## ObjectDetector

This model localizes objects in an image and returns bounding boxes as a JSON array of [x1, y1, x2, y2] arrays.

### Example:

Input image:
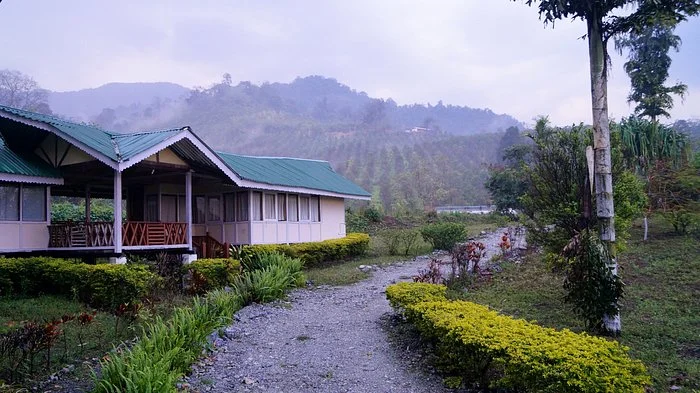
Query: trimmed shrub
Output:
[[243, 233, 370, 268], [184, 258, 242, 294], [94, 252, 305, 392], [386, 282, 650, 392], [420, 223, 467, 251], [0, 257, 159, 309]]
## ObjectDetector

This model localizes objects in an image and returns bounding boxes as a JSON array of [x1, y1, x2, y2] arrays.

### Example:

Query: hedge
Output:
[[0, 257, 160, 309], [242, 233, 370, 268], [386, 282, 650, 392], [183, 258, 242, 294]]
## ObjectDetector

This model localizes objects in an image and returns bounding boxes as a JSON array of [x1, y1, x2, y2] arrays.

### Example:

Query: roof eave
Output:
[[0, 111, 118, 170], [0, 172, 64, 185]]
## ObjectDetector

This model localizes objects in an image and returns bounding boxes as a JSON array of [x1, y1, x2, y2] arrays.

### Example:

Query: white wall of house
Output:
[[129, 181, 348, 246], [0, 183, 51, 252]]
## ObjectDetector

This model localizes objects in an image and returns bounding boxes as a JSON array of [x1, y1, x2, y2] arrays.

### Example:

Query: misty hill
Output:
[[48, 76, 522, 211], [48, 82, 189, 122]]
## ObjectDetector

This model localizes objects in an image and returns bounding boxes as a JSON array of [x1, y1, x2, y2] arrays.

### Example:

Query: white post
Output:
[[113, 170, 123, 254], [186, 170, 193, 251], [46, 186, 51, 224], [85, 186, 91, 223]]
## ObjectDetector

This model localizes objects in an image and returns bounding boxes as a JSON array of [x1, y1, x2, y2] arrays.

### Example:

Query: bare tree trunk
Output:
[[588, 16, 621, 335]]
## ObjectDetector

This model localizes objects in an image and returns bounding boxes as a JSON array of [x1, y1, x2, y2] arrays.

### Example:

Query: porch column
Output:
[[113, 170, 123, 254], [185, 170, 193, 250], [85, 186, 91, 222]]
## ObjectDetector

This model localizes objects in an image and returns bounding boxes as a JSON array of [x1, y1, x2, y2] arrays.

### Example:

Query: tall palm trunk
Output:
[[587, 15, 621, 335]]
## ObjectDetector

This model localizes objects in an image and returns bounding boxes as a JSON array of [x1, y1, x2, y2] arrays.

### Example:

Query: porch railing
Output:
[[48, 222, 188, 248]]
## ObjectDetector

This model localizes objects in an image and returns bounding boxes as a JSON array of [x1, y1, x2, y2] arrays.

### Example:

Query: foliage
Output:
[[412, 258, 444, 285], [616, 23, 687, 121], [449, 241, 487, 279], [376, 228, 423, 256], [618, 116, 691, 174], [0, 69, 51, 113], [242, 233, 370, 268], [458, 221, 700, 391], [183, 258, 242, 295], [561, 230, 624, 332], [647, 161, 700, 235], [386, 282, 650, 392], [51, 198, 118, 222], [0, 257, 160, 309], [420, 223, 467, 251], [94, 253, 304, 392], [520, 119, 646, 255]]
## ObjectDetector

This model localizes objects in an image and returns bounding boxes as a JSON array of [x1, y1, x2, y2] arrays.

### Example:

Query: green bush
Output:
[[376, 228, 424, 256], [386, 282, 650, 392], [0, 257, 160, 309], [184, 258, 241, 294], [94, 252, 304, 392], [420, 223, 467, 251], [243, 233, 370, 268]]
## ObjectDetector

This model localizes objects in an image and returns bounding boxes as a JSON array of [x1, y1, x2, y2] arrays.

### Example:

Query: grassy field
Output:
[[458, 220, 699, 391], [0, 291, 190, 390]]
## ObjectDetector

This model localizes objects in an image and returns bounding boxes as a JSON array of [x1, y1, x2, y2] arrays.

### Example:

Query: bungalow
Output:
[[0, 105, 370, 263]]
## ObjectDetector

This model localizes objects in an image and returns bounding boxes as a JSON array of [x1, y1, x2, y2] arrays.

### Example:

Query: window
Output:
[[277, 194, 287, 221], [299, 195, 310, 221], [208, 196, 221, 221], [251, 192, 262, 221], [224, 193, 235, 222], [0, 184, 20, 221], [161, 195, 177, 222], [194, 196, 206, 224], [146, 195, 159, 221], [288, 194, 298, 222], [235, 192, 249, 221], [264, 194, 276, 220], [178, 196, 186, 222], [309, 196, 320, 222]]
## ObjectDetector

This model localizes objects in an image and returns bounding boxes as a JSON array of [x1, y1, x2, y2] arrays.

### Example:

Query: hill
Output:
[[48, 76, 522, 211], [48, 82, 189, 122]]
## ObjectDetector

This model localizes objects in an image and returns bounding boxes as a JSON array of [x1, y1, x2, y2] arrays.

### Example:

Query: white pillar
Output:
[[113, 170, 123, 254], [185, 170, 193, 250], [46, 186, 52, 224]]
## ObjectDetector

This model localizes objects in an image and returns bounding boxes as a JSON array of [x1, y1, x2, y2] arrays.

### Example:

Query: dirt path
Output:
[[186, 230, 512, 393]]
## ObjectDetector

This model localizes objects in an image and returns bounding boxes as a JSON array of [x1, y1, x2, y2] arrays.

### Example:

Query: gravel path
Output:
[[187, 229, 515, 393]]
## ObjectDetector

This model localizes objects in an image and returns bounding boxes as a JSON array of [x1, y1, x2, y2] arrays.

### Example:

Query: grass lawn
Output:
[[0, 291, 191, 391], [458, 220, 699, 392], [305, 255, 409, 286]]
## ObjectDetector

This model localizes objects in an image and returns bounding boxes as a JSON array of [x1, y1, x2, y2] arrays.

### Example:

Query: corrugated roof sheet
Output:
[[216, 152, 371, 197], [0, 105, 183, 162], [0, 137, 61, 178], [112, 129, 183, 161], [0, 105, 119, 160], [0, 105, 370, 197]]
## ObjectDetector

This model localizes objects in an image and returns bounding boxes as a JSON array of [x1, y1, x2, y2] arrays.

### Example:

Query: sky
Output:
[[0, 0, 698, 125]]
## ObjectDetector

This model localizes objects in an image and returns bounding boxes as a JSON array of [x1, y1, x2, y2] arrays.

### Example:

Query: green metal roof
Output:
[[216, 152, 371, 197], [0, 105, 369, 197], [0, 105, 183, 163], [0, 137, 61, 179]]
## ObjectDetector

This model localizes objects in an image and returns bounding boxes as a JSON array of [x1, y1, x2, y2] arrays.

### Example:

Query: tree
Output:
[[0, 69, 52, 113], [616, 24, 687, 122], [517, 0, 700, 335]]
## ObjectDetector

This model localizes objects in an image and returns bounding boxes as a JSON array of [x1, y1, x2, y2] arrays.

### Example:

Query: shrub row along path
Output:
[[187, 229, 513, 393]]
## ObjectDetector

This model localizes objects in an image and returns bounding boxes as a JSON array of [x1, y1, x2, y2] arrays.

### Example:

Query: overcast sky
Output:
[[1, 1, 698, 125]]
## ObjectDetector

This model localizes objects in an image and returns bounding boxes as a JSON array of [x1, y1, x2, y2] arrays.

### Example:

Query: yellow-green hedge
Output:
[[184, 258, 241, 294], [243, 233, 369, 268], [386, 282, 650, 392], [0, 257, 160, 309]]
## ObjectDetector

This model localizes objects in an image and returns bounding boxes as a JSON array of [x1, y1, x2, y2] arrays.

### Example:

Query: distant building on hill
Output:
[[435, 205, 495, 215], [404, 127, 430, 133]]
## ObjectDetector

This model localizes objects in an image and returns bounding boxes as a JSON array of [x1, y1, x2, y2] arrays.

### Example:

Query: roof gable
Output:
[[0, 136, 62, 181]]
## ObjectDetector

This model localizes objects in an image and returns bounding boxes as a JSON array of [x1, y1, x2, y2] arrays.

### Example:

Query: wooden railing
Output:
[[48, 222, 188, 248], [48, 221, 114, 248], [192, 234, 230, 259], [123, 222, 187, 247]]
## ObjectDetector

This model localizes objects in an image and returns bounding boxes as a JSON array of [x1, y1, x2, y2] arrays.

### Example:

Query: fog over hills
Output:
[[46, 76, 525, 211]]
